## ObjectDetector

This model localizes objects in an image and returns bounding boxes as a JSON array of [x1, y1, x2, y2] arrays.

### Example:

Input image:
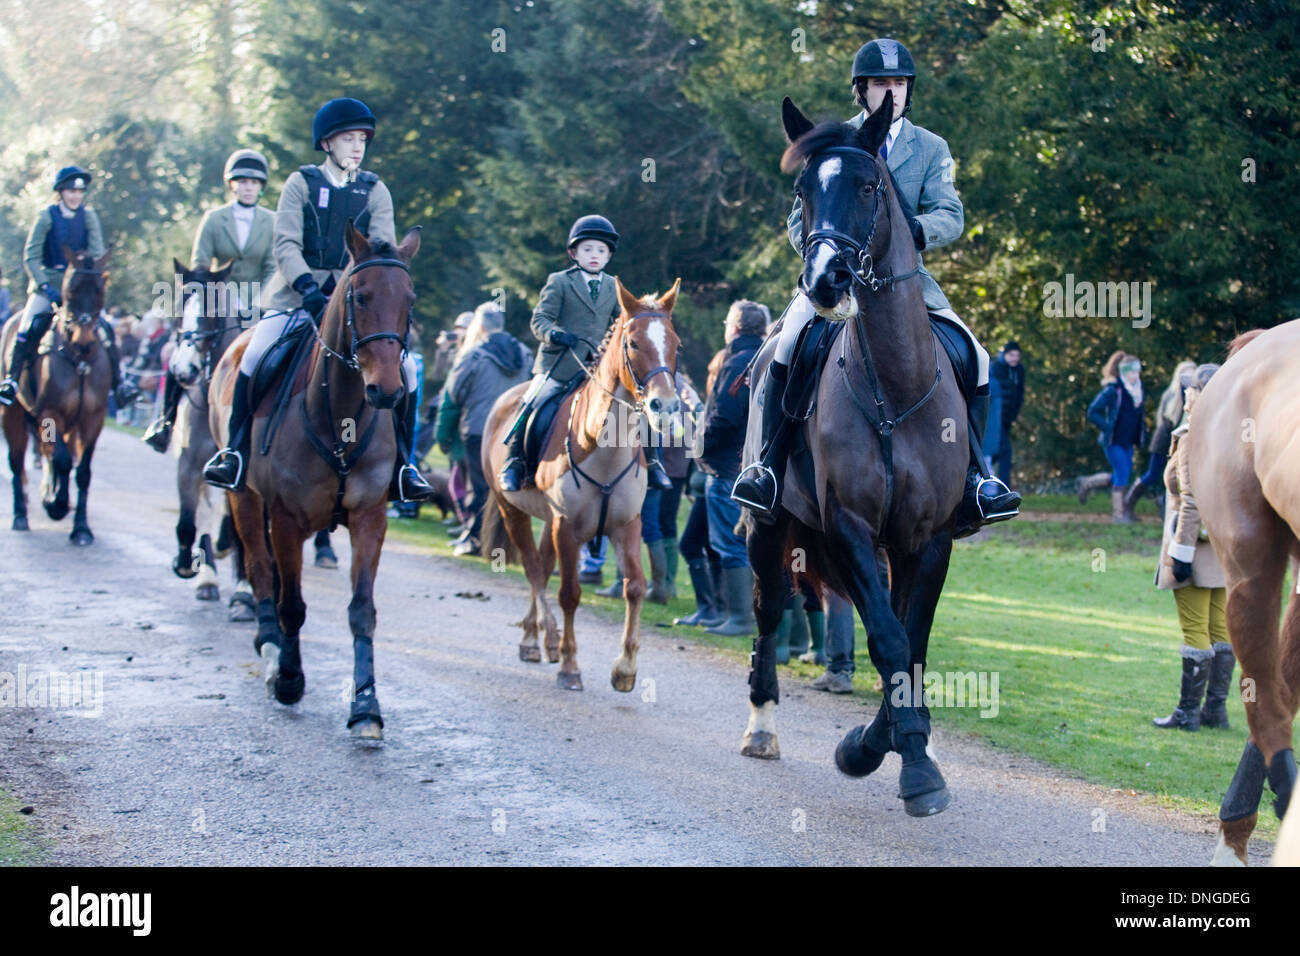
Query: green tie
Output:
[[588, 278, 600, 302]]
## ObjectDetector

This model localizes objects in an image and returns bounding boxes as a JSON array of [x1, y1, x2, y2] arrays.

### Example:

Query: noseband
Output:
[[318, 256, 412, 371], [801, 146, 920, 294]]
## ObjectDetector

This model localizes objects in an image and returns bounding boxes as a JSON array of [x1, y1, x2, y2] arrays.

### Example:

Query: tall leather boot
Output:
[[731, 361, 791, 516], [0, 311, 54, 406], [646, 539, 670, 605], [953, 388, 1021, 538], [800, 609, 826, 665], [787, 598, 811, 657], [646, 446, 672, 491], [705, 566, 756, 637], [100, 321, 139, 407], [498, 423, 528, 492], [1201, 641, 1235, 729], [674, 558, 725, 627], [662, 536, 679, 601], [1077, 472, 1111, 504], [1123, 477, 1147, 513], [394, 394, 436, 502], [1153, 650, 1212, 730], [203, 372, 253, 490], [143, 370, 183, 452], [1111, 486, 1135, 524]]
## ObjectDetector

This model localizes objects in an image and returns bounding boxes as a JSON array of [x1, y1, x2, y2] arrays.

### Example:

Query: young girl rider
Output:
[[143, 148, 277, 452], [732, 38, 1020, 536], [202, 97, 435, 503], [0, 166, 138, 409], [497, 215, 672, 493]]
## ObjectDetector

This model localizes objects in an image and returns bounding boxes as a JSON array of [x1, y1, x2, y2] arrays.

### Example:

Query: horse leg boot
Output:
[[143, 369, 183, 452], [393, 394, 436, 502], [99, 319, 139, 407], [0, 310, 55, 406], [203, 372, 253, 490], [953, 388, 1020, 538], [1213, 740, 1267, 865], [731, 361, 791, 518]]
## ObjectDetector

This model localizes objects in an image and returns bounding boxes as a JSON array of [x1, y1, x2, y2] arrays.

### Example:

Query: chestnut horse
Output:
[[481, 279, 682, 693], [737, 96, 967, 817], [2, 251, 112, 544], [1186, 322, 1300, 864], [209, 224, 420, 740]]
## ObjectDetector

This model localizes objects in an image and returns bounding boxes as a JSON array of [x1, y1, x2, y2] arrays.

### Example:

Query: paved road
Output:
[[0, 428, 1245, 865]]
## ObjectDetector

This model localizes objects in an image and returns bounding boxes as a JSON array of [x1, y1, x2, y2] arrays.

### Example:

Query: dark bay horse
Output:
[[1186, 323, 1300, 864], [209, 223, 421, 740], [2, 251, 112, 544], [481, 279, 682, 692], [166, 259, 252, 617], [738, 96, 967, 817]]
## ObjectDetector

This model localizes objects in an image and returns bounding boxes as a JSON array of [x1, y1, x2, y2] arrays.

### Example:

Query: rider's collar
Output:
[[319, 161, 353, 188], [235, 200, 258, 209], [576, 266, 605, 280]]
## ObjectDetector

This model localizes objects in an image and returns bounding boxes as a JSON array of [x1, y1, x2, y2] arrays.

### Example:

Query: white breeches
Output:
[[773, 292, 989, 387], [239, 308, 417, 385]]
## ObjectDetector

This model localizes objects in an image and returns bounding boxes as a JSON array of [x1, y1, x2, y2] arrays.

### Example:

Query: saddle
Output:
[[522, 373, 585, 478]]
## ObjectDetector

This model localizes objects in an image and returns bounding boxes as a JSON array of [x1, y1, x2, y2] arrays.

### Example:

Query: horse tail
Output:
[[479, 489, 519, 566]]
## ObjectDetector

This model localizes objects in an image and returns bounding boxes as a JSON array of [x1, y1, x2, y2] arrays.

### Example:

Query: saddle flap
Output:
[[928, 312, 978, 404], [524, 373, 584, 475], [250, 319, 313, 414]]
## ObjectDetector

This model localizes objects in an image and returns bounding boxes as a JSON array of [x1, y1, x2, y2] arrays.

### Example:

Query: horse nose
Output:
[[805, 263, 851, 309], [365, 383, 405, 409]]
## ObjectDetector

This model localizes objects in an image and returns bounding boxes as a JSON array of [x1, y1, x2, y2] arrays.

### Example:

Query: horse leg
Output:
[[43, 432, 71, 522], [552, 518, 583, 691], [827, 499, 949, 816], [537, 517, 560, 661], [173, 462, 200, 578], [195, 533, 219, 601], [741, 512, 791, 759], [267, 510, 307, 706], [609, 516, 645, 693], [225, 497, 255, 622], [4, 407, 28, 530], [69, 434, 95, 545], [345, 503, 387, 739], [230, 488, 283, 690], [501, 501, 546, 663]]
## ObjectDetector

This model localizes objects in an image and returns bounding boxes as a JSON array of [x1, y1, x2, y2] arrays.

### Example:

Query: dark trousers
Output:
[[994, 425, 1013, 484], [464, 435, 489, 539], [678, 493, 717, 564]]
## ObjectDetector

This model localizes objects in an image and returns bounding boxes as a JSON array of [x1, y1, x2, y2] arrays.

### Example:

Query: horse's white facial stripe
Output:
[[182, 292, 201, 331], [808, 243, 835, 276], [818, 157, 841, 192], [646, 318, 668, 369]]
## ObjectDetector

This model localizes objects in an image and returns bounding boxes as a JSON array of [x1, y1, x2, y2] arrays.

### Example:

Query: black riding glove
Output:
[[39, 282, 62, 307], [293, 274, 328, 323], [549, 329, 580, 350], [1171, 558, 1193, 583], [907, 216, 926, 251]]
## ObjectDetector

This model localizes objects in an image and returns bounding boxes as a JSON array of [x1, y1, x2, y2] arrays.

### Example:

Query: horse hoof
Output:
[[274, 670, 305, 706], [261, 643, 280, 698], [70, 528, 93, 547], [903, 786, 951, 817], [45, 501, 69, 522], [899, 755, 950, 817], [350, 719, 383, 741], [610, 670, 636, 693], [556, 671, 583, 691], [741, 731, 781, 759], [11, 516, 27, 531], [196, 584, 219, 601], [519, 644, 541, 663], [835, 725, 888, 778], [172, 552, 198, 579], [545, 646, 560, 664], [229, 592, 255, 622], [314, 547, 339, 569]]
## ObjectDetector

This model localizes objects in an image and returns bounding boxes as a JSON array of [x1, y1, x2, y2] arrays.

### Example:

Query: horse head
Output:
[[59, 248, 110, 353], [781, 93, 897, 319], [613, 277, 682, 437], [332, 221, 421, 409], [168, 258, 235, 388]]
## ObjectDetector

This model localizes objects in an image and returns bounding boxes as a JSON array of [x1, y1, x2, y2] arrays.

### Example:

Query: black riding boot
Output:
[[499, 424, 528, 493], [143, 370, 182, 452], [1154, 651, 1212, 730], [203, 372, 253, 490], [953, 388, 1021, 538], [101, 325, 139, 408], [1200, 641, 1236, 729], [0, 311, 54, 406], [731, 361, 791, 517], [646, 446, 673, 491], [394, 395, 436, 503]]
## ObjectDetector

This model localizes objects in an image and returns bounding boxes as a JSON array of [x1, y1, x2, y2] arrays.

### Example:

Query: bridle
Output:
[[314, 256, 412, 371], [799, 146, 921, 294], [176, 289, 242, 387], [571, 309, 678, 415]]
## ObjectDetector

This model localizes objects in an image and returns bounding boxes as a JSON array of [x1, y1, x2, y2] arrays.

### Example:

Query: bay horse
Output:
[[209, 223, 421, 740], [2, 251, 112, 544], [166, 259, 253, 618], [1186, 322, 1300, 864], [737, 95, 967, 817], [481, 279, 682, 692]]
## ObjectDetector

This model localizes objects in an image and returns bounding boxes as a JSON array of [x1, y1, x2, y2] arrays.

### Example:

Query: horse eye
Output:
[[354, 294, 366, 308], [628, 340, 639, 350]]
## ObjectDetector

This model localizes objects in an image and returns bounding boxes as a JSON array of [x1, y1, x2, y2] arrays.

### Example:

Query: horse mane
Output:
[[1227, 328, 1267, 357], [781, 120, 860, 173]]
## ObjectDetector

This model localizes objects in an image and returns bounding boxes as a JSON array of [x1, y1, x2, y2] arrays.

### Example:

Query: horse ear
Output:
[[614, 277, 640, 318], [782, 97, 814, 144], [396, 225, 422, 264], [857, 91, 892, 157], [213, 259, 235, 282], [344, 220, 369, 261], [63, 244, 76, 270], [173, 257, 189, 280], [658, 277, 682, 315]]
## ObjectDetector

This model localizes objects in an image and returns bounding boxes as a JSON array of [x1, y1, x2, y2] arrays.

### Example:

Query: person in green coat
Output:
[[0, 165, 138, 408], [498, 215, 672, 492], [143, 148, 277, 451]]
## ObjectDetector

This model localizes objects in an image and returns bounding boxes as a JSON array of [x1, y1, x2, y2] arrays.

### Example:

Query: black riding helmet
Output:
[[312, 97, 377, 150], [567, 215, 619, 254], [852, 38, 916, 116], [53, 165, 92, 192]]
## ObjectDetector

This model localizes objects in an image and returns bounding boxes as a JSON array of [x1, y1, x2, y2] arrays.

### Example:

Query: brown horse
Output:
[[737, 96, 968, 817], [2, 251, 112, 544], [1186, 321, 1300, 864], [481, 279, 682, 692], [209, 223, 420, 740]]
